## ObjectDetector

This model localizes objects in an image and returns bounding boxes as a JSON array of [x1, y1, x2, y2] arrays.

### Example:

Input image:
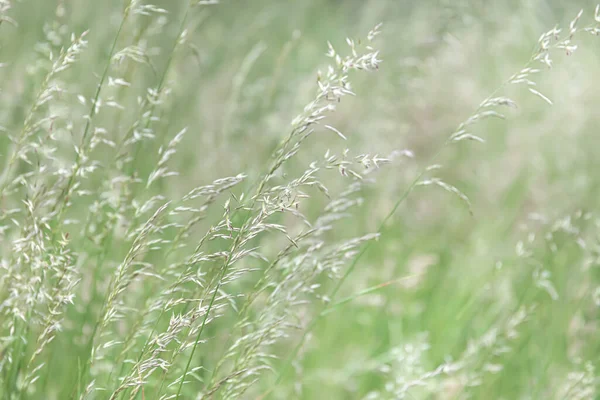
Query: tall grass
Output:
[[1, 1, 600, 399]]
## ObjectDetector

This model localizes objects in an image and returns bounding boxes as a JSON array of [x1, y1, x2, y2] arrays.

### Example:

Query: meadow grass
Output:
[[1, 0, 600, 399]]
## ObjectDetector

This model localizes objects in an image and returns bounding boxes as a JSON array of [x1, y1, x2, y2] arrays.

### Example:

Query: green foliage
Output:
[[1, 1, 600, 399]]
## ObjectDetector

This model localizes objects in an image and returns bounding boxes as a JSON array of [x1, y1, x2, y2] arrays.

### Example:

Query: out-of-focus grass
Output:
[[1, 0, 600, 398]]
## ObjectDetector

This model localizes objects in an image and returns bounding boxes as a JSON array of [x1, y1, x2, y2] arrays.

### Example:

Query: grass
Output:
[[1, 0, 600, 399]]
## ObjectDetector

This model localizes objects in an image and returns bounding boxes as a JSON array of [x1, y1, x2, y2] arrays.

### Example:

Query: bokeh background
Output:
[[1, 0, 600, 398]]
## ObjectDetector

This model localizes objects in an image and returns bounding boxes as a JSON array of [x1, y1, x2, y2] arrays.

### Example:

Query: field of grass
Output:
[[1, 0, 600, 399]]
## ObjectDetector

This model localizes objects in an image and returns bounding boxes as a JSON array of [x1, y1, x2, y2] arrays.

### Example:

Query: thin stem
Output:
[[270, 56, 536, 390], [67, 2, 133, 397], [54, 1, 132, 222], [174, 236, 240, 399]]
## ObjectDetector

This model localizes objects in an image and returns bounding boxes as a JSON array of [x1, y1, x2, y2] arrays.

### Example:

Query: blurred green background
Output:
[[1, 0, 600, 398]]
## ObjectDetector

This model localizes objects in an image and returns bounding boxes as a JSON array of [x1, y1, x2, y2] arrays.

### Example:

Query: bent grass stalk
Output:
[[70, 1, 139, 395], [2, 3, 600, 399], [271, 8, 600, 392], [101, 4, 194, 394], [168, 25, 384, 399]]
